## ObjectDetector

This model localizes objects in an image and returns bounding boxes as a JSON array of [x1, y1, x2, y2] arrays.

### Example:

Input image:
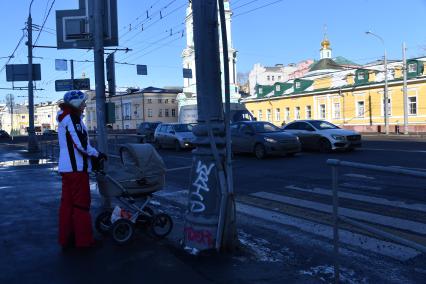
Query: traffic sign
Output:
[[55, 78, 90, 92], [6, 64, 41, 82], [137, 65, 148, 75], [55, 59, 68, 71], [183, 68, 193, 79]]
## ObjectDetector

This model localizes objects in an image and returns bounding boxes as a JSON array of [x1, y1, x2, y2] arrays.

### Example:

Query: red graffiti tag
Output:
[[184, 227, 214, 247]]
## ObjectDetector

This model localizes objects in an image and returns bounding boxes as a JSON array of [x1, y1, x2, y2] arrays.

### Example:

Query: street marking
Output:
[[251, 191, 426, 235], [237, 203, 419, 261], [343, 173, 375, 180], [362, 148, 426, 153], [166, 166, 192, 172], [286, 185, 426, 213]]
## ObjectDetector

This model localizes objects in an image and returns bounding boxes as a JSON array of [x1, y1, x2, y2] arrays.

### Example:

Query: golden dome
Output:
[[321, 38, 330, 49]]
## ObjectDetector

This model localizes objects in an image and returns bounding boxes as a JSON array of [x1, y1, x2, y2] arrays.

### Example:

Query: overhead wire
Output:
[[33, 0, 56, 46], [233, 0, 285, 18]]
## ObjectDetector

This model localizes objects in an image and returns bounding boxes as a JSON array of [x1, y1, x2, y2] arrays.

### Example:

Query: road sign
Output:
[[56, 0, 118, 49], [183, 68, 193, 79], [137, 65, 148, 75], [55, 59, 68, 71], [6, 64, 41, 82], [55, 78, 90, 92]]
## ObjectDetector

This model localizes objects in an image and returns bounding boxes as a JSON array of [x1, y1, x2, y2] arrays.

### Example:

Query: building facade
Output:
[[35, 102, 59, 131], [0, 104, 30, 135], [85, 87, 181, 131], [244, 37, 426, 133], [177, 0, 240, 123]]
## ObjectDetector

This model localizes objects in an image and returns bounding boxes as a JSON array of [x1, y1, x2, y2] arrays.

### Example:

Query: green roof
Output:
[[309, 58, 344, 72], [334, 56, 360, 66]]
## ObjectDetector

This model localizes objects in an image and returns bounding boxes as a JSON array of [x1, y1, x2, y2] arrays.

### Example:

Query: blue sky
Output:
[[1, 0, 425, 103]]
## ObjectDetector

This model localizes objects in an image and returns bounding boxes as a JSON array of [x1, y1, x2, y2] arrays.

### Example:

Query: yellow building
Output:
[[243, 37, 426, 133]]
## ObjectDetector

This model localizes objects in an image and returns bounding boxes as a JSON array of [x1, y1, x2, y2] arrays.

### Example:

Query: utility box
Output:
[[105, 102, 116, 124]]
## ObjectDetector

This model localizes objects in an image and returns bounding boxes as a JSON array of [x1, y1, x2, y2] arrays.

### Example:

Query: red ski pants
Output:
[[59, 172, 94, 247]]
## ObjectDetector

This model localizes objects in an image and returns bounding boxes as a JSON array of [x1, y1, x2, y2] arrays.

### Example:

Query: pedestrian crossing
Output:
[[154, 183, 426, 261]]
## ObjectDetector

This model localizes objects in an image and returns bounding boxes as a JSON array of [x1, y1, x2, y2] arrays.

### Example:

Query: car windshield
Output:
[[310, 121, 340, 130], [174, 124, 193, 132], [251, 122, 282, 133]]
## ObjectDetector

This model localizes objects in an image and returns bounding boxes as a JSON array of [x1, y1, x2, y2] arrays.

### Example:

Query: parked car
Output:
[[137, 122, 161, 143], [154, 123, 195, 151], [0, 130, 11, 139], [231, 121, 301, 159], [42, 129, 58, 136], [283, 120, 362, 152]]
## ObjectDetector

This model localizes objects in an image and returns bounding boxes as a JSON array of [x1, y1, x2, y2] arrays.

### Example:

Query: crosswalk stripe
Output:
[[285, 185, 426, 213], [237, 203, 419, 261], [251, 191, 426, 235]]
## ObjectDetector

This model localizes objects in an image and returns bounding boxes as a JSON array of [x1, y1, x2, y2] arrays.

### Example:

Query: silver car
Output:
[[154, 123, 195, 151], [283, 120, 362, 152]]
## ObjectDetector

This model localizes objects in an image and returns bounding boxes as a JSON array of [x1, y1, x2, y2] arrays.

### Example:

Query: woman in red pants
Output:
[[56, 90, 106, 249]]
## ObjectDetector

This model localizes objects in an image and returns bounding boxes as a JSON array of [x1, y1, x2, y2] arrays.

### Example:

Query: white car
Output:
[[154, 123, 195, 151], [283, 120, 362, 152]]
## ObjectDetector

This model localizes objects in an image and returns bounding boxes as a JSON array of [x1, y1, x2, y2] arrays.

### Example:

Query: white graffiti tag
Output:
[[190, 161, 215, 213]]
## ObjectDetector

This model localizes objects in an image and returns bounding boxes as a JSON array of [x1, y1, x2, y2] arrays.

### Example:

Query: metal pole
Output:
[[184, 0, 237, 253], [332, 165, 340, 284], [93, 0, 108, 154], [218, 0, 237, 250], [402, 42, 409, 135], [70, 59, 75, 89], [384, 49, 389, 135], [27, 11, 38, 152]]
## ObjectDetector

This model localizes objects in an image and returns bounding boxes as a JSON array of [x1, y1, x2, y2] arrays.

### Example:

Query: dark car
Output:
[[0, 130, 11, 139], [137, 122, 161, 143], [283, 120, 362, 152], [42, 129, 58, 136], [231, 121, 301, 159]]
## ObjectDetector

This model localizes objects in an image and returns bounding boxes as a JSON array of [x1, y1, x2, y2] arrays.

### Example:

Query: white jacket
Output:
[[57, 110, 98, 173]]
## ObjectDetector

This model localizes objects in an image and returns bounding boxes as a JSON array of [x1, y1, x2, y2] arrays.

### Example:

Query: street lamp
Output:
[[366, 31, 389, 135]]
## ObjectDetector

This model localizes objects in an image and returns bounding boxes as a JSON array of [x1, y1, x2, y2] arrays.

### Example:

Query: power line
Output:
[[233, 0, 285, 18], [34, 0, 56, 46], [233, 0, 262, 11], [0, 31, 26, 74]]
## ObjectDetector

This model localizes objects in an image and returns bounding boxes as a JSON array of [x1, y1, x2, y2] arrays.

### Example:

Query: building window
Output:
[[319, 104, 326, 119], [409, 97, 417, 115], [171, 99, 176, 104], [278, 76, 282, 81], [147, 99, 152, 104], [356, 101, 365, 118], [333, 102, 341, 119], [306, 106, 312, 119], [158, 99, 162, 104], [172, 109, 176, 117], [285, 107, 290, 121], [295, 107, 300, 120], [159, 109, 163, 117], [259, 87, 263, 94], [165, 99, 169, 104], [266, 109, 271, 121], [47, 114, 51, 118], [408, 63, 417, 73], [295, 81, 301, 89], [123, 103, 131, 120], [165, 109, 169, 117], [272, 76, 275, 81], [275, 108, 280, 121], [22, 115, 26, 119], [358, 72, 365, 80], [267, 76, 270, 81], [276, 85, 281, 91], [148, 109, 153, 117], [258, 110, 263, 121]]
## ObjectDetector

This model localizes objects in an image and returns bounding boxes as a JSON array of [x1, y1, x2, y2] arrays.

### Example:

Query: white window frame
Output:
[[148, 109, 153, 117], [285, 107, 290, 122], [408, 63, 417, 73], [319, 104, 326, 119], [276, 85, 281, 91], [266, 109, 272, 121], [275, 108, 281, 122], [356, 101, 365, 118], [305, 105, 312, 119], [258, 110, 263, 121], [295, 107, 300, 120], [333, 102, 341, 119], [408, 96, 417, 116], [259, 88, 263, 94], [172, 109, 176, 117], [295, 81, 301, 89]]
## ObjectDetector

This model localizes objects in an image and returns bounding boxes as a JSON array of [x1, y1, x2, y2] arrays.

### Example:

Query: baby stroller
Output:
[[94, 143, 173, 245]]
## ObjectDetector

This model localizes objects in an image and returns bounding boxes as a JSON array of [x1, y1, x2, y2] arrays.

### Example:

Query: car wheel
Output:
[[318, 138, 332, 153], [174, 140, 182, 152], [254, 144, 266, 159]]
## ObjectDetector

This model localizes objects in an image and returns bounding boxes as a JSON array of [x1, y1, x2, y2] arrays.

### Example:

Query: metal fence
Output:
[[326, 159, 426, 283]]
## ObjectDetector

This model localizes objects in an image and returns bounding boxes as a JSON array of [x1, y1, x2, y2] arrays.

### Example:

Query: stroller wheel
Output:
[[95, 211, 112, 235], [136, 206, 155, 228], [111, 219, 135, 245], [151, 213, 173, 239]]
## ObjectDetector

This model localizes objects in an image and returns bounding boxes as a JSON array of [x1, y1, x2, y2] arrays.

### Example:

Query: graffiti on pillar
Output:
[[184, 227, 214, 247], [190, 160, 215, 213]]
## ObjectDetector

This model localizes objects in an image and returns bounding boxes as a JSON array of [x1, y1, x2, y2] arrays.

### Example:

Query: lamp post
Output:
[[366, 31, 389, 135]]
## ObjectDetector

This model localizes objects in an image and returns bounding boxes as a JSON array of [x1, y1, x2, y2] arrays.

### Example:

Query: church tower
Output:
[[320, 28, 332, 59], [177, 0, 240, 123]]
